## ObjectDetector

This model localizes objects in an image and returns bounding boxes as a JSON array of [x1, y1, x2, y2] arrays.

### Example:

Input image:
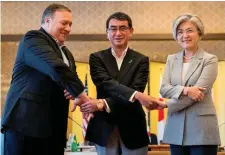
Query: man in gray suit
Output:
[[160, 13, 220, 155]]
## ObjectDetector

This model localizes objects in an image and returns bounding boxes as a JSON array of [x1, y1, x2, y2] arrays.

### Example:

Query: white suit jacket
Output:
[[160, 49, 221, 145]]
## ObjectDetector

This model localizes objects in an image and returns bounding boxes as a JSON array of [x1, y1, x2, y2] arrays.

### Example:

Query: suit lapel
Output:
[[40, 28, 75, 71], [118, 48, 136, 81], [174, 51, 184, 85], [183, 49, 204, 85], [39, 28, 63, 60], [62, 47, 75, 71], [102, 48, 136, 82], [103, 48, 120, 79]]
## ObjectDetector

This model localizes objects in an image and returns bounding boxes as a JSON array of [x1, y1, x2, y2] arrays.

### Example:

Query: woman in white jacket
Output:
[[160, 13, 221, 155]]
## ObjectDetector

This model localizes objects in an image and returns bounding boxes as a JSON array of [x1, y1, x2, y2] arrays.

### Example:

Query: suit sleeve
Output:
[[89, 53, 149, 108], [166, 55, 218, 113], [160, 55, 184, 99], [23, 31, 84, 98]]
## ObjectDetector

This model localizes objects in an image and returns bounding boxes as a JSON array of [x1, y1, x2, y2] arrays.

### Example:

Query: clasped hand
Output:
[[134, 92, 166, 111], [64, 90, 97, 119], [185, 86, 206, 102], [64, 90, 166, 118]]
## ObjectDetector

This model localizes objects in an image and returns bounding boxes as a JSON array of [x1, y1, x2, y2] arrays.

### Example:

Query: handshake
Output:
[[64, 90, 167, 114], [64, 90, 104, 120], [134, 92, 167, 111]]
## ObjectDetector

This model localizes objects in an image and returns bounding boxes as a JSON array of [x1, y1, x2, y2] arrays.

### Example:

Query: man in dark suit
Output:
[[79, 12, 162, 155], [1, 4, 90, 155]]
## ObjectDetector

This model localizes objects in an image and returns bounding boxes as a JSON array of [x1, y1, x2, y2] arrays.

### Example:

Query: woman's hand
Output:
[[185, 86, 206, 101]]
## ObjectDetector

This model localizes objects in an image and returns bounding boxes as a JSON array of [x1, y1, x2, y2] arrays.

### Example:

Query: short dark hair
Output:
[[41, 3, 71, 24], [106, 12, 132, 29]]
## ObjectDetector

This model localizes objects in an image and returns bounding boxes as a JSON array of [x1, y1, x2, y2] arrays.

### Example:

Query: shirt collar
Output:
[[111, 47, 128, 59], [50, 35, 65, 48]]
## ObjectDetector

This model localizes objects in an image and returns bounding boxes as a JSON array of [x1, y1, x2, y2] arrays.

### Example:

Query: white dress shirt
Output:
[[182, 62, 190, 84], [103, 47, 137, 113]]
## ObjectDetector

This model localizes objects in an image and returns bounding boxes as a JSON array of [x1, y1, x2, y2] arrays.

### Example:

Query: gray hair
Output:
[[172, 13, 204, 40], [41, 3, 71, 24]]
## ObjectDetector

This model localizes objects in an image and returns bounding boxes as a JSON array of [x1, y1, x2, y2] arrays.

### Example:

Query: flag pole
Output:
[[147, 64, 151, 135], [82, 70, 89, 145], [157, 67, 165, 144]]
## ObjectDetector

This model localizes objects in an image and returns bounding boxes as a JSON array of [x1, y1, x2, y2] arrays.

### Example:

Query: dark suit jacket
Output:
[[1, 28, 84, 146], [86, 48, 150, 150]]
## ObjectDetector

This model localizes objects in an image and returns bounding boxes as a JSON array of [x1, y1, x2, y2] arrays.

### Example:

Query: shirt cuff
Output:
[[103, 99, 111, 113], [77, 91, 86, 98], [129, 91, 137, 102]]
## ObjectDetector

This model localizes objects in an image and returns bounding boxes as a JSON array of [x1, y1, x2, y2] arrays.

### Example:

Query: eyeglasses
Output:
[[107, 26, 130, 33], [177, 29, 197, 37]]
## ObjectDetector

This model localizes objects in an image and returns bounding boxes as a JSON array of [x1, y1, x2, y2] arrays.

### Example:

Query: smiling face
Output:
[[44, 10, 72, 45], [107, 19, 133, 49], [176, 21, 200, 51]]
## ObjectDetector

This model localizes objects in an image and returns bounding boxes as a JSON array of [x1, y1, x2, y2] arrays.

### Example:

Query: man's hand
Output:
[[185, 86, 206, 102], [134, 92, 159, 111], [80, 99, 99, 113], [78, 92, 90, 102], [64, 90, 90, 102], [153, 99, 167, 110], [73, 98, 95, 119], [71, 98, 83, 112], [64, 89, 75, 100], [73, 92, 90, 112]]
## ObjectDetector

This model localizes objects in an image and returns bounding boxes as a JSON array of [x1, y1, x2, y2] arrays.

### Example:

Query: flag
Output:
[[82, 114, 88, 139], [157, 69, 165, 144], [157, 98, 165, 144], [82, 73, 89, 139]]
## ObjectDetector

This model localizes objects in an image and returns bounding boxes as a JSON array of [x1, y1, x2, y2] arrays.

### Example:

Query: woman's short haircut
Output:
[[172, 13, 204, 40]]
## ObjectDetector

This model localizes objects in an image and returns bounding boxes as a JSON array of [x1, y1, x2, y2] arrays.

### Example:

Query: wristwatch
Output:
[[96, 99, 105, 111]]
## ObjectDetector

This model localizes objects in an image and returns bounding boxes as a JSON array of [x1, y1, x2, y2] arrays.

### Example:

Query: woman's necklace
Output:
[[183, 55, 194, 60]]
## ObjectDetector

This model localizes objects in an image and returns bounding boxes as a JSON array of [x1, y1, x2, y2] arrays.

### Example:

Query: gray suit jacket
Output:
[[160, 49, 221, 145]]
